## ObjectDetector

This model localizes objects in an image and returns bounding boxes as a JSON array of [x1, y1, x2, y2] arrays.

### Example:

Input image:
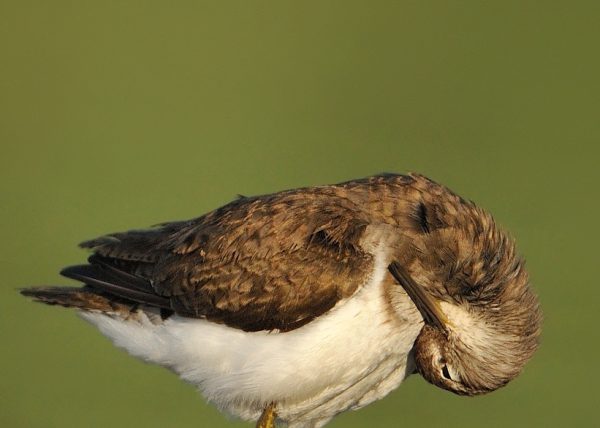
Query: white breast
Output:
[[80, 245, 422, 427]]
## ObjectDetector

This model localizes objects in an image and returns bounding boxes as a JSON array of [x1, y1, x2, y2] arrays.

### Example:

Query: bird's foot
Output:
[[256, 403, 277, 428]]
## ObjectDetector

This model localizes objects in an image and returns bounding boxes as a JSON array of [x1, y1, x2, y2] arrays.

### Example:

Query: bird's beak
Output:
[[388, 261, 449, 331]]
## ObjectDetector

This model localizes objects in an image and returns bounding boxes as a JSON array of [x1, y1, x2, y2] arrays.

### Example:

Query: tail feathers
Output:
[[22, 257, 172, 316], [20, 286, 132, 313]]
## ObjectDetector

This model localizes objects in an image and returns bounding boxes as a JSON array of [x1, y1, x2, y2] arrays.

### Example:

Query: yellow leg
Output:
[[256, 403, 276, 428]]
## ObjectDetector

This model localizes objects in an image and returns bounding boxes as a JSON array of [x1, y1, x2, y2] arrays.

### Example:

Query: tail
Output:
[[20, 286, 136, 314], [21, 256, 172, 317]]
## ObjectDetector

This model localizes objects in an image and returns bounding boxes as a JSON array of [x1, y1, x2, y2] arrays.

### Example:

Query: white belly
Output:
[[80, 248, 422, 427]]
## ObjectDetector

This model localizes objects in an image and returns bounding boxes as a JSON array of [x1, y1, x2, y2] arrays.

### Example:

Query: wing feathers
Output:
[[60, 263, 170, 309], [24, 176, 428, 331], [87, 255, 155, 293]]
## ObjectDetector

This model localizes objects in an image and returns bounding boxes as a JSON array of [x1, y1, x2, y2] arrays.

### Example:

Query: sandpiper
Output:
[[22, 173, 542, 428]]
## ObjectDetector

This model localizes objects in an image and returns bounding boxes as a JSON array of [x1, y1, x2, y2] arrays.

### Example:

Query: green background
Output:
[[1, 1, 597, 427]]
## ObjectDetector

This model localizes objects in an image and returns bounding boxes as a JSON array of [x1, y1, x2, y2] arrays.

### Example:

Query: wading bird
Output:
[[22, 173, 541, 428]]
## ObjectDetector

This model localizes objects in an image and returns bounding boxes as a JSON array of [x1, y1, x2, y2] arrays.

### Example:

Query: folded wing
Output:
[[24, 189, 374, 332]]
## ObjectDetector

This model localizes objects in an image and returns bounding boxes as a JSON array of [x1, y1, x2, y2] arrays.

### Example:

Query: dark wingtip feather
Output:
[[60, 264, 92, 280], [79, 236, 120, 249], [59, 263, 170, 309]]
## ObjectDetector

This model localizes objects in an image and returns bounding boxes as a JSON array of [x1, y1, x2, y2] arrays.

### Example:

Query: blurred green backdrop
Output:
[[1, 1, 597, 427]]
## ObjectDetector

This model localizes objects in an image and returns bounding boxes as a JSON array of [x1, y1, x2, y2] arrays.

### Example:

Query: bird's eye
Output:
[[441, 365, 452, 381]]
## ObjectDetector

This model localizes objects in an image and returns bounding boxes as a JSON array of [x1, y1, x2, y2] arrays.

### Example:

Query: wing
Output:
[[73, 189, 375, 331]]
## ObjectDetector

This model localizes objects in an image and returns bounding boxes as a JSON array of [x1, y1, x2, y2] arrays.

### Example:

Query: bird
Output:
[[21, 173, 542, 428]]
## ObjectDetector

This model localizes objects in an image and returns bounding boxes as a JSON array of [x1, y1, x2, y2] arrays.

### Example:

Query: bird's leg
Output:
[[256, 403, 277, 428]]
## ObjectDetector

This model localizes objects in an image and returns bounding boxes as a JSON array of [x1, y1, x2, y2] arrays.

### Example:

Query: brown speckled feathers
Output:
[[23, 173, 533, 334]]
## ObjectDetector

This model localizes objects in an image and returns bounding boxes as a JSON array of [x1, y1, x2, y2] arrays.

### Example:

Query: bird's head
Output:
[[389, 194, 542, 396]]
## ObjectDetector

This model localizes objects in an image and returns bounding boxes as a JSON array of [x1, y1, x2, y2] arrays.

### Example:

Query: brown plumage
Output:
[[22, 172, 542, 412], [26, 173, 436, 331]]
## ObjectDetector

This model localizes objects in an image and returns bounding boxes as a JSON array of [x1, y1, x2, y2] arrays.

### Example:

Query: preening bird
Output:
[[22, 173, 542, 428]]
